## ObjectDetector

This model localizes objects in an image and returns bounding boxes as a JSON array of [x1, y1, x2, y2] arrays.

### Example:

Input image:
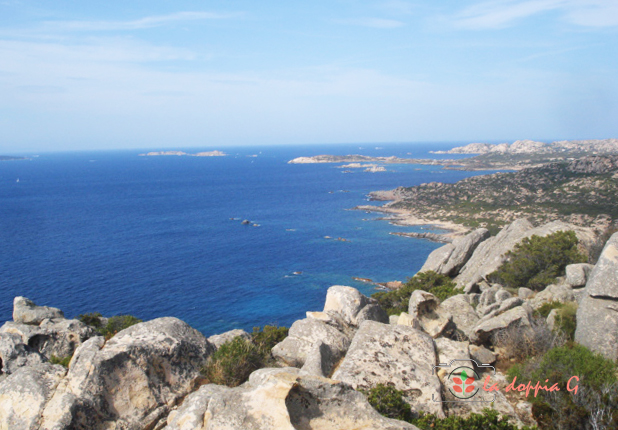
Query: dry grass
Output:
[[492, 316, 566, 362]]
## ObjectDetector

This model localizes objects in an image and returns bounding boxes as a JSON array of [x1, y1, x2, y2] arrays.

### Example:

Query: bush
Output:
[[78, 312, 104, 329], [507, 343, 618, 429], [488, 231, 586, 291], [533, 302, 577, 340], [363, 384, 414, 422], [50, 354, 72, 368], [201, 325, 288, 387], [363, 385, 535, 429], [372, 271, 462, 315], [100, 315, 142, 339]]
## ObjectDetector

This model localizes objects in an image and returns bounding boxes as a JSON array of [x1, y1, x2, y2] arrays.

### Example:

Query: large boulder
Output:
[[565, 263, 595, 287], [207, 329, 251, 350], [420, 228, 490, 276], [470, 305, 532, 344], [0, 363, 66, 430], [407, 291, 451, 338], [575, 232, 618, 360], [529, 284, 575, 309], [162, 367, 419, 430], [271, 318, 350, 371], [39, 317, 214, 430], [0, 331, 44, 375], [13, 297, 64, 325], [438, 295, 479, 340], [323, 285, 388, 326], [332, 320, 443, 417]]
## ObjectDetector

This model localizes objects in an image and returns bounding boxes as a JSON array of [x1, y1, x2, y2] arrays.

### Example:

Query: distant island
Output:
[[0, 155, 27, 161], [139, 150, 227, 157], [288, 138, 618, 171]]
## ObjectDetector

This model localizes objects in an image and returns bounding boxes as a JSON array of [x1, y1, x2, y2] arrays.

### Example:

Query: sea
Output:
[[0, 143, 495, 336]]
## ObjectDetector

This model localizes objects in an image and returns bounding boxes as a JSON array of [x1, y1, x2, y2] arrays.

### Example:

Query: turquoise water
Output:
[[0, 143, 492, 335]]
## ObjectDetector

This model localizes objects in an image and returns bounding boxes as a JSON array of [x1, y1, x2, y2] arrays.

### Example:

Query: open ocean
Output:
[[0, 143, 495, 335]]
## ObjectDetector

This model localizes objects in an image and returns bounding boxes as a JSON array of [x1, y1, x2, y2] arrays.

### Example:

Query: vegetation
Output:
[[507, 343, 618, 430], [79, 313, 142, 340], [363, 385, 535, 429], [201, 325, 288, 387], [372, 271, 462, 315], [488, 231, 586, 291], [493, 317, 565, 363], [50, 354, 72, 368]]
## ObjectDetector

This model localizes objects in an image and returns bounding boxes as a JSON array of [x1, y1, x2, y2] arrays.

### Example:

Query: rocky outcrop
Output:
[[575, 232, 618, 360], [420, 228, 490, 276], [39, 317, 214, 430], [0, 363, 67, 430], [529, 284, 575, 309], [272, 286, 387, 376], [13, 297, 64, 325], [332, 320, 443, 417], [456, 219, 599, 293], [207, 329, 251, 350], [0, 331, 44, 375], [162, 367, 419, 430]]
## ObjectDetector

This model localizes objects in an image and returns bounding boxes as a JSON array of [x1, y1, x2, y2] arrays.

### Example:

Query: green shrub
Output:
[[488, 231, 586, 291], [100, 315, 142, 339], [78, 312, 104, 329], [201, 325, 288, 387], [363, 384, 414, 422], [50, 354, 72, 368], [507, 343, 618, 429], [536, 301, 564, 318], [372, 271, 462, 315], [412, 409, 536, 430], [553, 303, 577, 341]]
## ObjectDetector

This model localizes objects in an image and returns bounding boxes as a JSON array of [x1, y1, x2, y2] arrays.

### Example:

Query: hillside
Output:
[[368, 155, 618, 230]]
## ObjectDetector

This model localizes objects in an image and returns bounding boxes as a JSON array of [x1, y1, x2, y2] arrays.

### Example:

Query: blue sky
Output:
[[1, 1, 617, 152]]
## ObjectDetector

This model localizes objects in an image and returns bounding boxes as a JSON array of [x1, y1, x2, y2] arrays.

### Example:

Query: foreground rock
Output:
[[39, 317, 214, 430], [0, 363, 66, 429], [420, 228, 489, 276], [272, 286, 387, 376], [13, 296, 64, 325], [575, 232, 618, 360], [437, 295, 479, 340], [332, 320, 443, 417], [470, 305, 532, 344], [163, 367, 419, 430], [565, 263, 595, 287], [407, 290, 451, 338]]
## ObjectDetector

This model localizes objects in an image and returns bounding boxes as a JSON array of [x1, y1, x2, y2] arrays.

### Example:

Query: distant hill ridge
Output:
[[431, 138, 618, 154]]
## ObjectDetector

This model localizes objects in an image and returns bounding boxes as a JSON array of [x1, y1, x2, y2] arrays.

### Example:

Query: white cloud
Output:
[[42, 11, 238, 32], [452, 0, 618, 30], [335, 17, 405, 28]]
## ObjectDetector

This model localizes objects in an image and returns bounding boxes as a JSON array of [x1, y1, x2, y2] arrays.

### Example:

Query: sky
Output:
[[0, 0, 617, 152]]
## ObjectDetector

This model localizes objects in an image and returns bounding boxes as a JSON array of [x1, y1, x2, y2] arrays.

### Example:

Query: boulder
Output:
[[207, 329, 251, 350], [407, 290, 451, 338], [477, 297, 524, 322], [518, 288, 534, 299], [530, 284, 574, 309], [356, 303, 389, 325], [438, 295, 479, 340], [323, 285, 381, 326], [470, 305, 532, 344], [396, 312, 421, 329], [476, 286, 511, 317], [389, 315, 399, 325], [271, 318, 350, 370], [332, 321, 443, 417], [469, 345, 496, 365], [0, 331, 44, 375], [565, 263, 595, 287], [162, 367, 419, 430], [575, 297, 618, 361], [13, 297, 64, 325], [586, 232, 618, 299], [1, 318, 96, 362], [39, 317, 214, 430], [419, 228, 490, 276], [546, 309, 559, 331], [434, 338, 470, 367], [300, 341, 335, 378], [0, 363, 66, 430]]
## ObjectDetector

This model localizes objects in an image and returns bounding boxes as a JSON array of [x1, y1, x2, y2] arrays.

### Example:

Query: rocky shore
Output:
[[2, 216, 617, 429]]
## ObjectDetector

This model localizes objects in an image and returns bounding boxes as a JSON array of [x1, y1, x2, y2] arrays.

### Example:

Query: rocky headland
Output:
[[2, 216, 617, 429]]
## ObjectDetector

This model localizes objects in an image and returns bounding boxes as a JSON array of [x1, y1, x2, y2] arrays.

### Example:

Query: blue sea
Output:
[[0, 143, 493, 335]]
